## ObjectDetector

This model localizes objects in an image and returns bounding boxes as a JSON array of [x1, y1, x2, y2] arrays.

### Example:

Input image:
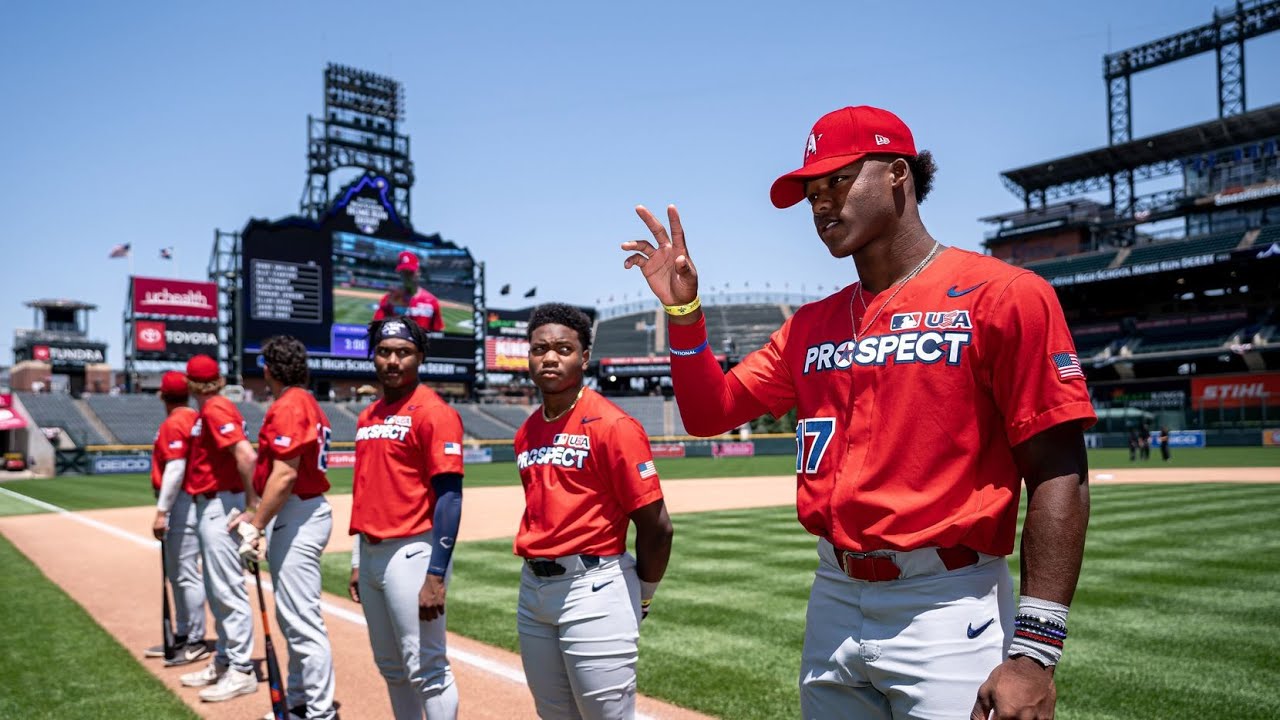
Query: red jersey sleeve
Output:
[[728, 320, 797, 418], [417, 405, 465, 479], [155, 420, 189, 464], [205, 400, 247, 451], [263, 400, 318, 461], [601, 417, 664, 514], [668, 315, 772, 436], [984, 273, 1097, 447]]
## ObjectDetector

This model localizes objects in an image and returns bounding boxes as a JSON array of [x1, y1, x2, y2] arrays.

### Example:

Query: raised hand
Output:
[[622, 205, 699, 309]]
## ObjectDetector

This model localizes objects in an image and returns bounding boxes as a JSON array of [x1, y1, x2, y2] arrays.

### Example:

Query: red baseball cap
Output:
[[159, 371, 188, 396], [395, 250, 420, 273], [770, 106, 918, 209], [186, 354, 220, 382]]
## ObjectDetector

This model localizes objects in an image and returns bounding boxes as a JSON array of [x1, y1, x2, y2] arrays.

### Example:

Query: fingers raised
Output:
[[667, 205, 687, 254], [635, 205, 671, 246]]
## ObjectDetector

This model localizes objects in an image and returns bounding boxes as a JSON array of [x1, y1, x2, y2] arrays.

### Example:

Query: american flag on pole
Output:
[[1051, 352, 1085, 382], [636, 460, 657, 479], [160, 247, 174, 260], [108, 242, 131, 258]]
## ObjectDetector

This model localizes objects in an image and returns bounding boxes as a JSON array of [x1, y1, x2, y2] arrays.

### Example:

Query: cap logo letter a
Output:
[[805, 132, 822, 158]]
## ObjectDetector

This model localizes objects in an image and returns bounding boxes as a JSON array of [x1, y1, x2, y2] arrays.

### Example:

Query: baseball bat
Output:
[[160, 539, 176, 662], [251, 560, 289, 720]]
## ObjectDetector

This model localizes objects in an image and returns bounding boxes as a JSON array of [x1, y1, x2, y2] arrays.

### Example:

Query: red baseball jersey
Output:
[[374, 287, 445, 332], [670, 248, 1096, 557], [185, 395, 249, 495], [253, 387, 332, 497], [151, 406, 197, 491], [350, 383, 464, 540], [514, 388, 664, 558]]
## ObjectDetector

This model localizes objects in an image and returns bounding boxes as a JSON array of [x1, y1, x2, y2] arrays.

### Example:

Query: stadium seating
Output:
[[237, 401, 266, 441], [1120, 230, 1242, 267], [84, 395, 169, 445], [594, 312, 658, 358], [1129, 311, 1247, 355], [605, 396, 665, 436], [317, 401, 358, 443], [480, 403, 535, 429], [1252, 223, 1280, 247], [452, 403, 519, 440], [1023, 251, 1119, 280], [704, 303, 787, 355], [17, 392, 109, 446]]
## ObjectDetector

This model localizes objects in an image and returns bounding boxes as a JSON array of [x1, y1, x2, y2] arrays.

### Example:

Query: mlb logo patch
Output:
[[1051, 352, 1085, 382], [273, 435, 293, 448], [890, 312, 921, 331], [637, 460, 657, 479], [443, 441, 462, 456]]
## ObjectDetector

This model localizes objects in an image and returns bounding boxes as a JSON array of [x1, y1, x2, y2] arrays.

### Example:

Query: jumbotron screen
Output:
[[240, 223, 477, 381]]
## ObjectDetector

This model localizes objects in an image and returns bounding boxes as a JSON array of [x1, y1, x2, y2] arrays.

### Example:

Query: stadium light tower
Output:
[[300, 64, 414, 223]]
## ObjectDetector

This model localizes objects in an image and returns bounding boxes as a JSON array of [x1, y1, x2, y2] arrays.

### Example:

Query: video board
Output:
[[239, 181, 477, 381]]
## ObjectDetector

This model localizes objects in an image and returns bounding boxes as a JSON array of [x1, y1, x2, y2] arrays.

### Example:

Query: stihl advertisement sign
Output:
[[133, 320, 220, 360], [132, 276, 219, 319], [1191, 372, 1280, 409]]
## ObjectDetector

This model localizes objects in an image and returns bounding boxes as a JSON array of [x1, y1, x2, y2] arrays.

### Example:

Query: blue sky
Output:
[[3, 1, 1279, 366]]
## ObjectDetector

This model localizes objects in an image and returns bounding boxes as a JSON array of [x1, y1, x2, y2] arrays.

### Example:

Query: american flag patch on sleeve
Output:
[[273, 435, 292, 448], [1051, 352, 1085, 382], [636, 460, 657, 479], [443, 441, 462, 456]]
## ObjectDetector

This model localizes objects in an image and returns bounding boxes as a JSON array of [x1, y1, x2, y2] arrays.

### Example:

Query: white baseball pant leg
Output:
[[195, 491, 255, 673], [267, 495, 336, 719], [164, 490, 206, 641], [358, 532, 458, 720], [800, 539, 1014, 720], [517, 554, 641, 720]]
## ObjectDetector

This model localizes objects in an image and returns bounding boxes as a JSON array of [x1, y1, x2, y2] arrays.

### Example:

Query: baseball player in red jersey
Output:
[[374, 251, 446, 333], [347, 317, 464, 719], [227, 336, 338, 720], [178, 354, 263, 703], [514, 303, 674, 720], [623, 106, 1095, 720], [144, 370, 209, 667]]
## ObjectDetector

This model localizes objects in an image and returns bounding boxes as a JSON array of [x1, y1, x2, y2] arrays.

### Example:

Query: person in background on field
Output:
[[1139, 421, 1152, 461], [1159, 426, 1171, 462], [144, 370, 209, 667], [1128, 428, 1139, 463]]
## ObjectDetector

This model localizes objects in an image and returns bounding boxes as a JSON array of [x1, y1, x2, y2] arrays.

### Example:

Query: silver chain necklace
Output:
[[851, 242, 943, 343]]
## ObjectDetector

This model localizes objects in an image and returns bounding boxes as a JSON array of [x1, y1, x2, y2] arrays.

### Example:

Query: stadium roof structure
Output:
[[24, 299, 98, 311], [1000, 103, 1280, 203]]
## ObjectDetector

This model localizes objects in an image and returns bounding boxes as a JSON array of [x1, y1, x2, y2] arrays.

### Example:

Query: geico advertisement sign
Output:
[[93, 455, 153, 474], [1167, 431, 1206, 448]]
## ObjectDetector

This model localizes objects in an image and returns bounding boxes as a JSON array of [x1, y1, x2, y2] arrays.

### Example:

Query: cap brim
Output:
[[396, 263, 418, 273], [769, 152, 872, 209]]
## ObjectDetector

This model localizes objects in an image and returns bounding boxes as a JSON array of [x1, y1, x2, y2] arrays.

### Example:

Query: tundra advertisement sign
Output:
[[23, 343, 107, 368], [134, 320, 220, 360], [132, 276, 219, 319]]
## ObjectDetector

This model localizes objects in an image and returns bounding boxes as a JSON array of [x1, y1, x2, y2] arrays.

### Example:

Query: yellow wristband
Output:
[[663, 296, 701, 317]]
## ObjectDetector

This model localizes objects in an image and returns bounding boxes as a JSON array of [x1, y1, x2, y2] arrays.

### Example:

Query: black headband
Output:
[[377, 319, 424, 350]]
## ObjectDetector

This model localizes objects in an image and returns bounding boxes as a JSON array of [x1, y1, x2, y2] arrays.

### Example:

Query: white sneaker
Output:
[[179, 661, 224, 688], [198, 667, 258, 702]]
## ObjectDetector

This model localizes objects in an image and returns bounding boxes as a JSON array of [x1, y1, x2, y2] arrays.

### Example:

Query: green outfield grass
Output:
[[0, 447, 1273, 516], [319, 482, 1280, 720], [0, 534, 200, 719]]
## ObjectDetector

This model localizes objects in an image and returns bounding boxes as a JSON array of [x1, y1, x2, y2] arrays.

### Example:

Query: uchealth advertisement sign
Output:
[[712, 441, 755, 458], [132, 276, 219, 319], [134, 320, 220, 360], [1191, 372, 1280, 409], [326, 451, 355, 468]]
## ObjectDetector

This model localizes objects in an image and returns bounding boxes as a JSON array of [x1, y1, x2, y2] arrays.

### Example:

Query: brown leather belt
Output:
[[837, 546, 979, 582]]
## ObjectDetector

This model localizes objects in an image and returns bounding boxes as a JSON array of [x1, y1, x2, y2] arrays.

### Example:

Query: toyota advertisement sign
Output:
[[132, 276, 219, 319], [134, 320, 220, 360]]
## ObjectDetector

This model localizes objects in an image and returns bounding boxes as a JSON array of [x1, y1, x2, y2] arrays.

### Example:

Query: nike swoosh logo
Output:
[[947, 282, 986, 298], [405, 549, 425, 559], [272, 523, 286, 532], [967, 618, 996, 638], [591, 580, 613, 592], [581, 417, 602, 424]]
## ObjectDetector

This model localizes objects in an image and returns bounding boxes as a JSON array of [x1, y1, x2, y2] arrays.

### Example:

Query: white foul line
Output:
[[0, 486, 657, 718]]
